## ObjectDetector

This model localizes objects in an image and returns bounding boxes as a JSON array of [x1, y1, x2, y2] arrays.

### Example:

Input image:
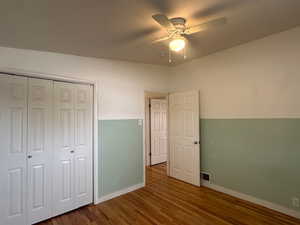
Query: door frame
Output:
[[0, 68, 100, 209]]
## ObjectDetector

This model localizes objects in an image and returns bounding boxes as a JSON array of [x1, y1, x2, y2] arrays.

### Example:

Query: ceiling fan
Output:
[[152, 14, 227, 52]]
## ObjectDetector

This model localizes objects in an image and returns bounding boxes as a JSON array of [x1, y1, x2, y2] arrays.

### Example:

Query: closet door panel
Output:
[[0, 75, 28, 225], [74, 84, 93, 207], [27, 78, 53, 224], [0, 76, 93, 225], [53, 82, 75, 216]]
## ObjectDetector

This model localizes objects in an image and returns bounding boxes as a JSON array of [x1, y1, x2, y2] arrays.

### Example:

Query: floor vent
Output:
[[201, 172, 210, 182]]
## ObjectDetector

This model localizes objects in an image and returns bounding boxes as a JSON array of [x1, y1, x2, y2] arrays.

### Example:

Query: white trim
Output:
[[202, 180, 300, 219], [98, 84, 104, 199], [100, 116, 144, 120], [142, 99, 146, 185], [144, 96, 151, 167], [166, 94, 170, 176], [93, 83, 99, 205], [0, 67, 94, 85], [0, 67, 100, 207], [95, 183, 144, 204]]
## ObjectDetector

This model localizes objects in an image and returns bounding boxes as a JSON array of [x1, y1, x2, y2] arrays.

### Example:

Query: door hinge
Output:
[[149, 103, 151, 108]]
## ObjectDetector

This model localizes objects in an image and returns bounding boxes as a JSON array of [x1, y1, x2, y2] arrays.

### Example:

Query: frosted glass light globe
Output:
[[169, 38, 185, 52]]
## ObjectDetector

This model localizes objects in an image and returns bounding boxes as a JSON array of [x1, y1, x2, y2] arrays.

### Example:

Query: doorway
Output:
[[149, 98, 168, 165], [144, 90, 200, 187], [144, 92, 168, 169]]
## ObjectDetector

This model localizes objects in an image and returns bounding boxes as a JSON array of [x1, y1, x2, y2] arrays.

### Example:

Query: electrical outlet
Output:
[[292, 197, 299, 208]]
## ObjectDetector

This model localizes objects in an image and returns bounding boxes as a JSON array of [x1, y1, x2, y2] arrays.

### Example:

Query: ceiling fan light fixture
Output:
[[169, 38, 185, 52]]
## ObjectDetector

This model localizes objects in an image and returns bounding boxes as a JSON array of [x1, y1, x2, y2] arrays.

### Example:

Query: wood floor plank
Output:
[[37, 163, 300, 225]]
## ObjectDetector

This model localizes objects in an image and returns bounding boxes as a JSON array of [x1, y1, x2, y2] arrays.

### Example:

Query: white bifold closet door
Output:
[[27, 78, 53, 224], [0, 75, 28, 225], [0, 74, 93, 225], [53, 81, 93, 216]]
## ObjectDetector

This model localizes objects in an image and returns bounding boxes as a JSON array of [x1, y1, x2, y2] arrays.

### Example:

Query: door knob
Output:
[[194, 141, 199, 145], [70, 150, 75, 153], [27, 155, 32, 159]]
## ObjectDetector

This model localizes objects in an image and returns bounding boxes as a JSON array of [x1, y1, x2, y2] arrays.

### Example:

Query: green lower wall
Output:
[[97, 118, 299, 211], [201, 119, 300, 210], [98, 119, 143, 197]]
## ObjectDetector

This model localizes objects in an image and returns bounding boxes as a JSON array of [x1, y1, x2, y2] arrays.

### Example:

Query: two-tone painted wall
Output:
[[1, 25, 300, 216], [170, 26, 300, 213]]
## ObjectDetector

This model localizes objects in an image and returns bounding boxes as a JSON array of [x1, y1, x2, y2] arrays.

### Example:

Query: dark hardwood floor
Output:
[[38, 163, 300, 225]]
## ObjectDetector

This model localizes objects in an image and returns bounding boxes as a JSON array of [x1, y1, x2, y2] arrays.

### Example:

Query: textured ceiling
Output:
[[1, 0, 300, 66]]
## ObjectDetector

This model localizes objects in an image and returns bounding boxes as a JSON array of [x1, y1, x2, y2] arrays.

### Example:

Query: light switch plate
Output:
[[138, 119, 143, 126], [292, 197, 299, 208]]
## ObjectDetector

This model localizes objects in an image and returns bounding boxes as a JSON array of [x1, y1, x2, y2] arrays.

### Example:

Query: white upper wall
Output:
[[1, 26, 300, 120], [169, 26, 300, 119], [0, 47, 170, 119]]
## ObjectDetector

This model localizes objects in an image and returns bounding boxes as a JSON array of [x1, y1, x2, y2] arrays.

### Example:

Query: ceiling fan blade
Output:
[[113, 28, 158, 45], [192, 0, 243, 19], [183, 35, 200, 58], [146, 0, 171, 14], [152, 36, 171, 43], [152, 14, 175, 30], [185, 17, 227, 35]]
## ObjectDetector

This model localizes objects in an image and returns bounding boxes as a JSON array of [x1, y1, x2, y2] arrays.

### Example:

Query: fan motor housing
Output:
[[170, 17, 186, 30]]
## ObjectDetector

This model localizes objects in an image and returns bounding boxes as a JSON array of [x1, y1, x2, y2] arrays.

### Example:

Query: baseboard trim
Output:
[[201, 180, 300, 219], [95, 183, 145, 204]]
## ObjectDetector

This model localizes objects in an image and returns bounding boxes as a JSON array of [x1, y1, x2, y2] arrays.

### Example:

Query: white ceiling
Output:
[[1, 0, 300, 66]]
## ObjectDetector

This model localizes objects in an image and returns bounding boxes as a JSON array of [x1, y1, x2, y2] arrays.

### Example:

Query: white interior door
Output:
[[150, 99, 168, 165], [74, 84, 93, 208], [53, 82, 76, 216], [0, 75, 28, 225], [169, 91, 200, 186], [27, 78, 53, 224]]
